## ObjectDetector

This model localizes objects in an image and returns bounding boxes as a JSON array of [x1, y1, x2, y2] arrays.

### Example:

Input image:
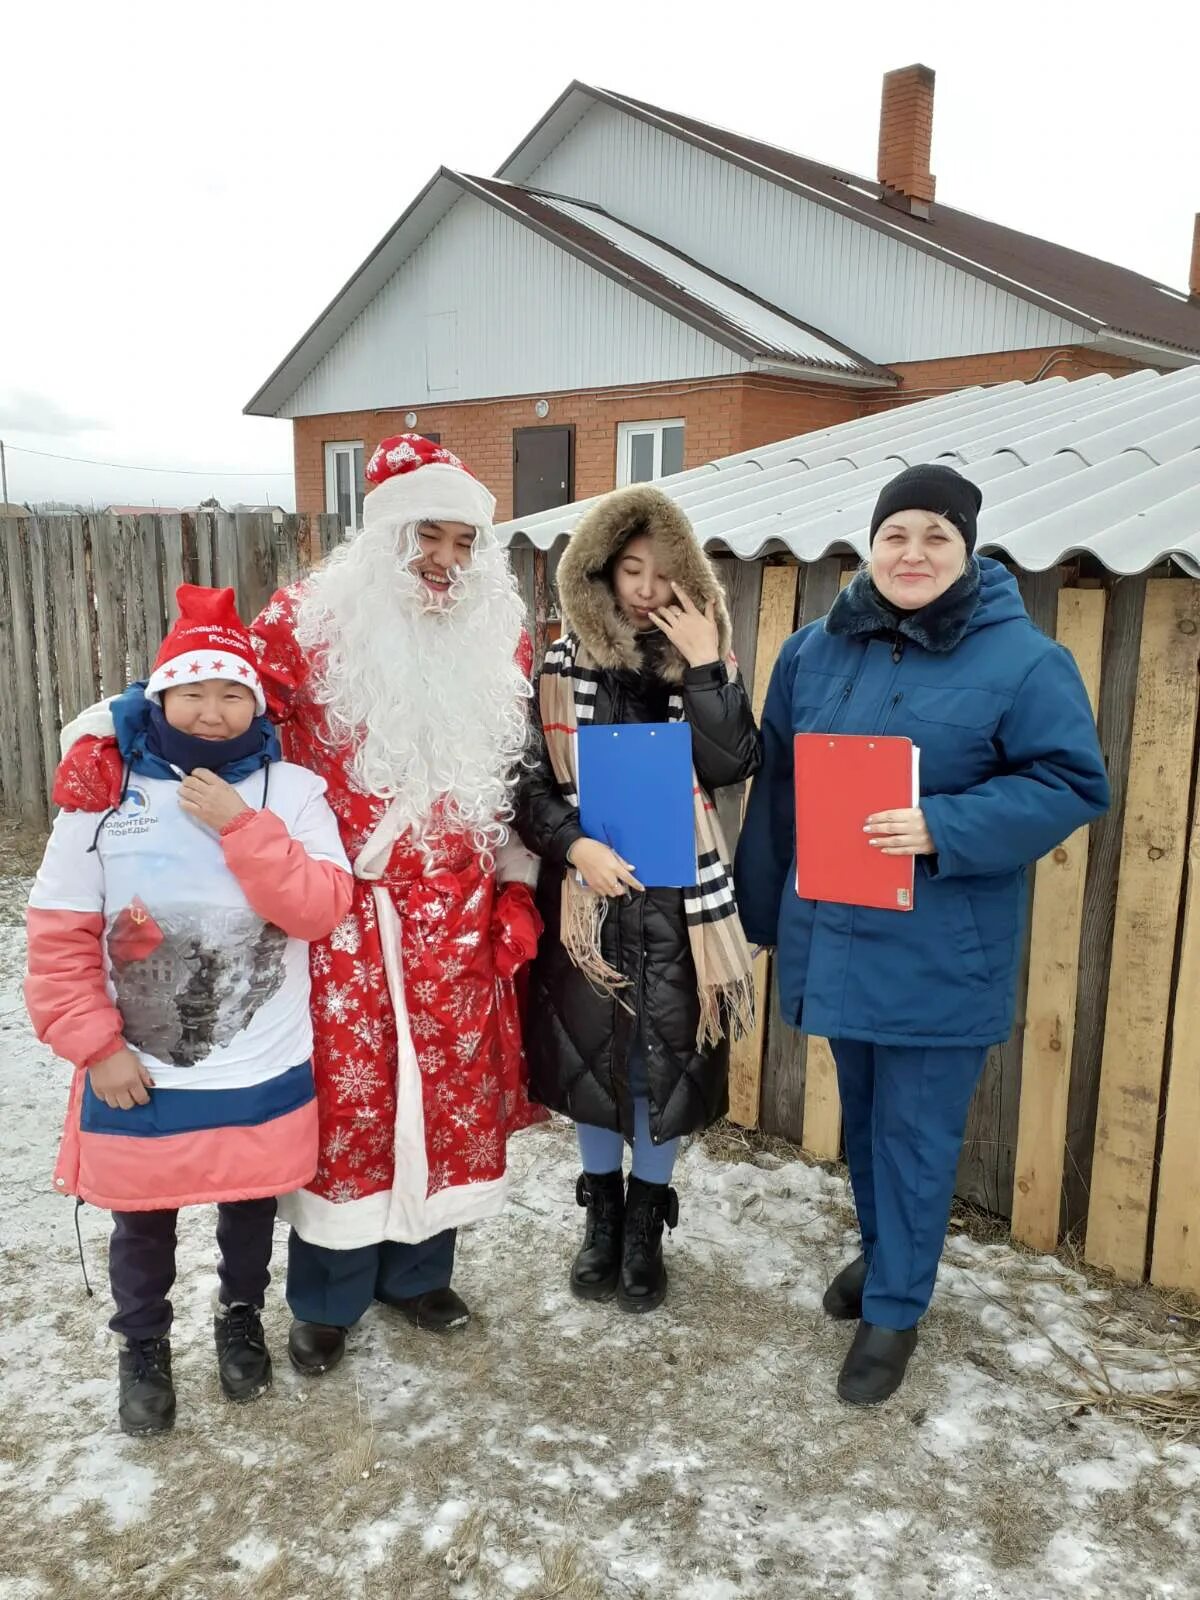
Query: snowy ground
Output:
[[1, 831, 1198, 1600]]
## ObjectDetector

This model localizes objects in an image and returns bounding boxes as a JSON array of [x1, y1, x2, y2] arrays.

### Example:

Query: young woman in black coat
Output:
[[516, 486, 761, 1312]]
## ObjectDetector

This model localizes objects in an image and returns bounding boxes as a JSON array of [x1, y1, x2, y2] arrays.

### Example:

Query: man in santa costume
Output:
[[249, 434, 543, 1376]]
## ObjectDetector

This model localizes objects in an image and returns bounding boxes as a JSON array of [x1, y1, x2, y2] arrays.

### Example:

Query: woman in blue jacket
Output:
[[735, 463, 1109, 1406]]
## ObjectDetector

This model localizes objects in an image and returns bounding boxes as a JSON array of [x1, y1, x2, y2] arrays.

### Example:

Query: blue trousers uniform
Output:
[[830, 1041, 988, 1330], [285, 1228, 456, 1329]]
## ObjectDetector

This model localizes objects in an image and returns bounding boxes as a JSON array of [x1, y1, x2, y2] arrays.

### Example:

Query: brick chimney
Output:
[[1190, 214, 1200, 302], [878, 64, 936, 219]]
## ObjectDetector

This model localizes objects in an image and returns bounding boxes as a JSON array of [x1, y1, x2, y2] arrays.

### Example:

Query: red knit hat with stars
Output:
[[144, 585, 266, 715]]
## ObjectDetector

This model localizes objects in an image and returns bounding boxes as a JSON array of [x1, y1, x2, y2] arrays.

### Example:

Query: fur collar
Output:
[[825, 561, 983, 654], [555, 485, 732, 685]]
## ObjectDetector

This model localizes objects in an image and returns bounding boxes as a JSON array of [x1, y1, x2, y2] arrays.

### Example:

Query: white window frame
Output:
[[324, 440, 365, 534], [615, 419, 685, 487]]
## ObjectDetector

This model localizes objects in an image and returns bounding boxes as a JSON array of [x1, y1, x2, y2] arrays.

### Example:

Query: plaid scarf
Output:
[[539, 633, 755, 1049]]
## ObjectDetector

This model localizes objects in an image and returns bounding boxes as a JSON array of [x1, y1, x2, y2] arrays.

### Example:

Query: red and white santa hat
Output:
[[145, 585, 266, 715], [362, 433, 496, 535]]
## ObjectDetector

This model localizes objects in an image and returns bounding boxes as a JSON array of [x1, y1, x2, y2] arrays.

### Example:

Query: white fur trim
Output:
[[279, 881, 512, 1249], [146, 649, 266, 715], [495, 833, 540, 888], [362, 461, 496, 534], [60, 698, 117, 756]]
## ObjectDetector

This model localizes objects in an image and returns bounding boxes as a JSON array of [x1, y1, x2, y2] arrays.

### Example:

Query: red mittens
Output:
[[52, 735, 125, 813], [492, 883, 543, 980]]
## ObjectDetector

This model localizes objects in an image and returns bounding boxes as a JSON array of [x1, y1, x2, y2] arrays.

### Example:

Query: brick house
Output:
[[246, 66, 1200, 530]]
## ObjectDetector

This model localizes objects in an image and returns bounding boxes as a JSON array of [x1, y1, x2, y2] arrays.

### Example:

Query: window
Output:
[[324, 442, 365, 534], [616, 420, 685, 486]]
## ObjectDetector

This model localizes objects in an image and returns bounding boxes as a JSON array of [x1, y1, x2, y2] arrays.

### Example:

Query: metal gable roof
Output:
[[463, 178, 893, 382], [245, 165, 891, 417], [499, 83, 1200, 363], [493, 367, 1200, 577]]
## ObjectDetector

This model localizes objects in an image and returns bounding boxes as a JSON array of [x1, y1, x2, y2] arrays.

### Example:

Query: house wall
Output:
[[294, 348, 1147, 520], [280, 192, 751, 420], [293, 374, 866, 521]]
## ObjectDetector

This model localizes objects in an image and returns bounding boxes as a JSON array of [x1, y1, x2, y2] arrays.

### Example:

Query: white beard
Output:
[[293, 520, 531, 856]]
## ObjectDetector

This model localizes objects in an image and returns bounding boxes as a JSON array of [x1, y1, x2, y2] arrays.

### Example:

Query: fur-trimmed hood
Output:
[[556, 485, 732, 684]]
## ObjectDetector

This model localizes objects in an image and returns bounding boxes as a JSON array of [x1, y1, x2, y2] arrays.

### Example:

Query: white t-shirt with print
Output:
[[30, 763, 349, 1090]]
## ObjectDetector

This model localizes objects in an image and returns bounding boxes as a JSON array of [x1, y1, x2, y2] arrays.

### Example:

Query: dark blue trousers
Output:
[[109, 1199, 277, 1340], [830, 1040, 988, 1330], [285, 1228, 457, 1328]]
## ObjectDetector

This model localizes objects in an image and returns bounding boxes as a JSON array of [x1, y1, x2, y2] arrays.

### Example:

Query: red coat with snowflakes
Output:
[[249, 584, 544, 1249]]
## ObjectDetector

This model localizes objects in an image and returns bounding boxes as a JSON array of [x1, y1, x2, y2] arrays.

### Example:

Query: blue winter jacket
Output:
[[734, 558, 1110, 1048]]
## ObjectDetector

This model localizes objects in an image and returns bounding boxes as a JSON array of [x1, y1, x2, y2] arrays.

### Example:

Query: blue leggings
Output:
[[575, 1039, 680, 1185]]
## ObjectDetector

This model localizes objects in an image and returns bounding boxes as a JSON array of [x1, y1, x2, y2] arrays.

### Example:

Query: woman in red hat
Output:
[[26, 586, 353, 1436]]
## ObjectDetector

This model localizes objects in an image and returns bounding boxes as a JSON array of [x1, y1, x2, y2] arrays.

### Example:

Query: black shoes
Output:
[[837, 1321, 918, 1405], [382, 1287, 471, 1334], [618, 1175, 679, 1315], [570, 1171, 626, 1301], [213, 1304, 273, 1402], [287, 1319, 347, 1376], [118, 1336, 176, 1436], [822, 1254, 867, 1321]]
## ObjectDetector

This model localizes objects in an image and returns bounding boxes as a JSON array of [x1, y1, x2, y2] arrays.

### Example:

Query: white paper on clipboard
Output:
[[912, 747, 921, 807]]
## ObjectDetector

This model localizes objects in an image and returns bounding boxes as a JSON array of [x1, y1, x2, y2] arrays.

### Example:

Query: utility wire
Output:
[[2, 441, 291, 476]]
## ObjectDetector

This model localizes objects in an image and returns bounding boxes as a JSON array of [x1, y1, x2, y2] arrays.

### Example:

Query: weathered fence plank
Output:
[[27, 517, 60, 819], [4, 519, 49, 822], [122, 518, 151, 682], [47, 517, 82, 729], [760, 557, 844, 1140], [235, 513, 276, 620], [69, 516, 99, 710], [90, 517, 128, 696], [957, 567, 1063, 1214], [712, 556, 764, 853], [1087, 580, 1200, 1281], [1151, 733, 1200, 1297], [213, 512, 239, 593], [0, 526, 22, 812], [161, 516, 186, 624], [801, 567, 856, 1163], [727, 562, 799, 1128], [1064, 575, 1146, 1234], [1011, 586, 1107, 1252]]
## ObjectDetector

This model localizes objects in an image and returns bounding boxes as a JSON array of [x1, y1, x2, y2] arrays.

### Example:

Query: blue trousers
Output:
[[109, 1199, 276, 1340], [575, 1037, 680, 1185], [830, 1040, 988, 1330], [285, 1228, 456, 1329]]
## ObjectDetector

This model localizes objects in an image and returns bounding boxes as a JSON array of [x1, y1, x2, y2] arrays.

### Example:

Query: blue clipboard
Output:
[[577, 722, 697, 889]]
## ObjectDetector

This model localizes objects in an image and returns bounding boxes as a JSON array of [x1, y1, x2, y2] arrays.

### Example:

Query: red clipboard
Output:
[[794, 734, 919, 912]]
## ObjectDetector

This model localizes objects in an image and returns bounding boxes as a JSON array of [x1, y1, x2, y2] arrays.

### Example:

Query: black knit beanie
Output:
[[869, 464, 983, 554]]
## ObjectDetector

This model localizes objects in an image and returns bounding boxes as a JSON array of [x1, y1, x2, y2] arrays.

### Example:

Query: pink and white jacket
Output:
[[26, 759, 353, 1212]]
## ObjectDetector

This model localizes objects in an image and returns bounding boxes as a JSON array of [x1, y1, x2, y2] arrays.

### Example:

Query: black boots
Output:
[[287, 1320, 347, 1376], [822, 1254, 867, 1320], [837, 1321, 918, 1405], [118, 1336, 176, 1436], [382, 1287, 471, 1334], [213, 1304, 273, 1401], [571, 1172, 680, 1311], [570, 1171, 626, 1300], [618, 1176, 679, 1314]]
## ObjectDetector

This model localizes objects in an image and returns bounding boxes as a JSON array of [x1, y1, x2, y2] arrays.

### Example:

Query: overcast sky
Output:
[[2, 0, 1196, 510]]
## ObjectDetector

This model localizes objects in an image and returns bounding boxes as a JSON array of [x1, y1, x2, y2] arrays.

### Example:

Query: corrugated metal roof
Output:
[[503, 85, 1200, 363], [494, 368, 1200, 577]]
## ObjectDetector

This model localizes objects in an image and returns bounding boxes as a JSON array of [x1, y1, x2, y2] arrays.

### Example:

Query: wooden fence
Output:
[[0, 511, 342, 829], [553, 547, 1197, 1298], [2, 515, 1198, 1290]]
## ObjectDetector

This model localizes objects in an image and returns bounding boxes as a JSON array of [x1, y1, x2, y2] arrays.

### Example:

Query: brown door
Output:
[[513, 427, 574, 518]]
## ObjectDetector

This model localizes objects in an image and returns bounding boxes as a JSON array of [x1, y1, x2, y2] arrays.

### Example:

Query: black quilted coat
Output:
[[514, 486, 761, 1144]]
